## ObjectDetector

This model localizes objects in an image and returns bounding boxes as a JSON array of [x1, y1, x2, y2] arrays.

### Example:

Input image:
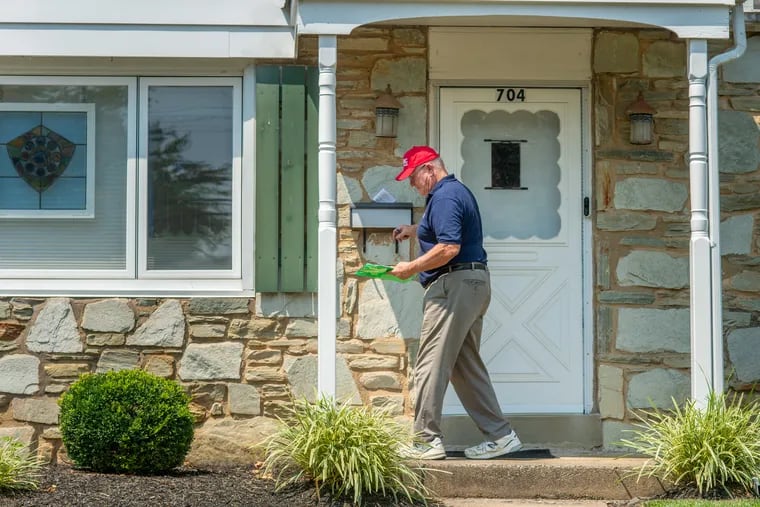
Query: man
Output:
[[390, 145, 522, 460]]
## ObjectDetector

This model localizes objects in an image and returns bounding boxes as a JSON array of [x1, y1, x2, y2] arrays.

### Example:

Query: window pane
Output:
[[1, 111, 88, 211], [146, 86, 233, 271], [0, 84, 128, 269]]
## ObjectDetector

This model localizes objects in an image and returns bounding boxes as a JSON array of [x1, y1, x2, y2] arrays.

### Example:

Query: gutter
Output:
[[706, 0, 747, 394]]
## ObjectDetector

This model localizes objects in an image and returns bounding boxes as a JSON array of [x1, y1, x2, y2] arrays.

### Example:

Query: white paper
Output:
[[372, 188, 396, 203]]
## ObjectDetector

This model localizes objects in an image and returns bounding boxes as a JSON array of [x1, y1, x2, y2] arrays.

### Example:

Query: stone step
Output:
[[423, 454, 664, 501]]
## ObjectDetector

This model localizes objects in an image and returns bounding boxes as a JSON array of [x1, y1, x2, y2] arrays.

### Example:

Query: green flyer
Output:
[[355, 263, 414, 283]]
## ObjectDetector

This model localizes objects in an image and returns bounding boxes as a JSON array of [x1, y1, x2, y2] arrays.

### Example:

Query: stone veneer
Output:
[[594, 29, 760, 447], [0, 295, 413, 464], [2, 27, 760, 462]]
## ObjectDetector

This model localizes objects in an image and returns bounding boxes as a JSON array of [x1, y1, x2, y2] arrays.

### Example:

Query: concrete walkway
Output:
[[423, 454, 663, 502]]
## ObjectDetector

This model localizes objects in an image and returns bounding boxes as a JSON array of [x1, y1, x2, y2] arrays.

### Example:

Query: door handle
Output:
[[583, 197, 590, 217]]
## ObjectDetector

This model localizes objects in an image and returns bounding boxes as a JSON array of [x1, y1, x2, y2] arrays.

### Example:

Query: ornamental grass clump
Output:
[[263, 395, 433, 505], [0, 437, 44, 491], [620, 390, 760, 497], [59, 369, 195, 474]]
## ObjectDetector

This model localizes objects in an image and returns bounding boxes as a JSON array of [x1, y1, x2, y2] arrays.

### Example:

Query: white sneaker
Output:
[[398, 437, 447, 460], [464, 431, 522, 459]]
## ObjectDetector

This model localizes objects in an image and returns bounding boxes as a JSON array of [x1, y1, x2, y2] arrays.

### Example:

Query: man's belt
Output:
[[422, 262, 488, 289], [439, 262, 488, 273]]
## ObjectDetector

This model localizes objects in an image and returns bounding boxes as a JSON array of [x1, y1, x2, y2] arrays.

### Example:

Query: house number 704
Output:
[[496, 88, 526, 102]]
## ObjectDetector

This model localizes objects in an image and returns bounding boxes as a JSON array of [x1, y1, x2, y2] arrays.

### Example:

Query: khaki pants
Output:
[[414, 268, 512, 443]]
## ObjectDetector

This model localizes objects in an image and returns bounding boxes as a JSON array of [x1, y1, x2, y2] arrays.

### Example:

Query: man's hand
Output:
[[390, 261, 416, 280], [390, 243, 460, 281], [393, 224, 416, 242]]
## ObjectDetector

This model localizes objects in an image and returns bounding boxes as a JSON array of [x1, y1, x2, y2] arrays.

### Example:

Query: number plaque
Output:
[[495, 88, 526, 102]]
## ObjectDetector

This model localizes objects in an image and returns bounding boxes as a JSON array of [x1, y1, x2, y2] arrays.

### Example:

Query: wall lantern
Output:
[[375, 84, 403, 138], [626, 92, 656, 145]]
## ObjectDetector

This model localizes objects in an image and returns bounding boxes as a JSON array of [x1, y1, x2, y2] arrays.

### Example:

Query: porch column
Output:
[[687, 39, 712, 408], [317, 35, 338, 399]]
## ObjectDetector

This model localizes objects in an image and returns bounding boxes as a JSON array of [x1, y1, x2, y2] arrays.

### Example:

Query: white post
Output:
[[687, 39, 712, 408], [242, 65, 256, 294], [317, 35, 338, 399]]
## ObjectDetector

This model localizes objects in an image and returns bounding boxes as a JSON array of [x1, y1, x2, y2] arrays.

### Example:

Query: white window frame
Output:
[[137, 77, 242, 280], [0, 102, 96, 219], [0, 73, 255, 296], [0, 75, 136, 282]]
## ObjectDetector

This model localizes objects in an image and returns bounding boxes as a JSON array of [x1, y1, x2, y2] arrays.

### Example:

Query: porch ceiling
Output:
[[298, 0, 734, 38]]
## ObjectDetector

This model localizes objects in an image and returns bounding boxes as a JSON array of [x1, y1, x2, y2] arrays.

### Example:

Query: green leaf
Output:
[[262, 394, 431, 504], [620, 391, 760, 496]]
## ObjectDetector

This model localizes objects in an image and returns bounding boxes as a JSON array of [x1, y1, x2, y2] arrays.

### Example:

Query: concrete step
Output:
[[441, 500, 613, 507], [424, 454, 665, 501]]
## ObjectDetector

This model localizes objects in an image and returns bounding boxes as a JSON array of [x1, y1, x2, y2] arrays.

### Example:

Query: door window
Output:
[[461, 108, 561, 240]]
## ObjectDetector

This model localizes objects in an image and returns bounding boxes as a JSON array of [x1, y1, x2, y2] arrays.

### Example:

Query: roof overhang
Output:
[[0, 25, 296, 59], [0, 0, 298, 58], [298, 0, 735, 39]]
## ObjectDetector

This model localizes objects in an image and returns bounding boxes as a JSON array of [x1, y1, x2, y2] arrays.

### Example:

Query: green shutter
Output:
[[254, 66, 281, 292], [255, 65, 319, 293]]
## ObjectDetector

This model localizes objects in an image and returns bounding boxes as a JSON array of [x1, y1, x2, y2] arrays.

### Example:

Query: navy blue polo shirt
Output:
[[417, 174, 487, 287]]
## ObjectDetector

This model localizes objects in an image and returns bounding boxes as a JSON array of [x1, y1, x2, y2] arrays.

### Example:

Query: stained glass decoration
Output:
[[6, 125, 76, 191]]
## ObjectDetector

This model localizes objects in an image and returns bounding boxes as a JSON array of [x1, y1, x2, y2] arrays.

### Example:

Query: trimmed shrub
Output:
[[621, 390, 760, 496], [0, 437, 44, 491], [263, 395, 432, 505], [59, 369, 194, 474]]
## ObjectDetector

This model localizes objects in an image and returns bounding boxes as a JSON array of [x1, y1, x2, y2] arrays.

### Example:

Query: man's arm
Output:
[[389, 243, 460, 280]]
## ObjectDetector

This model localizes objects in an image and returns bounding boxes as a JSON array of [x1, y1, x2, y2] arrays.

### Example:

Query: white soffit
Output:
[[0, 0, 296, 58], [0, 57, 257, 76], [1, 0, 290, 26], [429, 27, 592, 81], [298, 1, 731, 39], [0, 27, 296, 59]]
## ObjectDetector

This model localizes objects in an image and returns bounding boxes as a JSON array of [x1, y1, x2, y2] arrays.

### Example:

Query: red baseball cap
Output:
[[395, 145, 439, 181]]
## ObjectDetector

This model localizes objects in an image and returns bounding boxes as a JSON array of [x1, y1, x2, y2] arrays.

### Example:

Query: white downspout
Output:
[[706, 1, 747, 396], [317, 35, 338, 399], [687, 38, 712, 408]]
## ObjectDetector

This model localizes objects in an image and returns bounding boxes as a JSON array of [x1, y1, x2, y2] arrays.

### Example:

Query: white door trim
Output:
[[430, 81, 594, 414], [580, 86, 594, 415]]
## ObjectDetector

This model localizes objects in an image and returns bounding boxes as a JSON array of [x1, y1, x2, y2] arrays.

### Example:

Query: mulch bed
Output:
[[2, 464, 439, 507], [8, 463, 757, 506]]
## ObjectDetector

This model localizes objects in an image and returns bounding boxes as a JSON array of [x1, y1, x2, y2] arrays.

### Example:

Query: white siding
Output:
[[0, 0, 290, 26], [0, 27, 295, 59]]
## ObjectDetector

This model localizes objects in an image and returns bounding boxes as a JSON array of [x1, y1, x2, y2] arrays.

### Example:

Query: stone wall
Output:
[[0, 294, 415, 464], [592, 30, 760, 447]]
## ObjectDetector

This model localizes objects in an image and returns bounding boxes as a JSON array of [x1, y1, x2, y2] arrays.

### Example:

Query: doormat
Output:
[[445, 448, 555, 459]]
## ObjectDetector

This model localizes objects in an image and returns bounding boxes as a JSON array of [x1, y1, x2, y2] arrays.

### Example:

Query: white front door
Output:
[[439, 87, 585, 413]]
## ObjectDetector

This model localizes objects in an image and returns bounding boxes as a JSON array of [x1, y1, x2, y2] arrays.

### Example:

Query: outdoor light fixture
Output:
[[627, 92, 656, 145], [374, 84, 402, 138]]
